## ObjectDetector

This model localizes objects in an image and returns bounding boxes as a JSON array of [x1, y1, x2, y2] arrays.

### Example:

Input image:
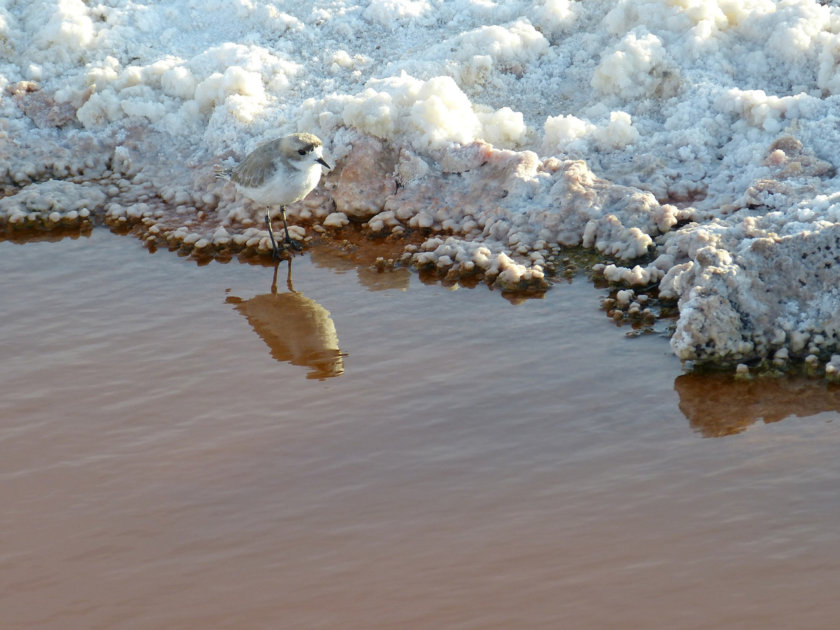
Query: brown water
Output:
[[2, 229, 840, 629]]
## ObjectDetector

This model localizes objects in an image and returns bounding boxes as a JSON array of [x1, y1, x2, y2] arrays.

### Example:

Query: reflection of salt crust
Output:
[[4, 0, 840, 365]]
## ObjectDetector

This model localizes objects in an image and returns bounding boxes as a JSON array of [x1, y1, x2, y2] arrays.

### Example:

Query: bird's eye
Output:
[[298, 149, 307, 156]]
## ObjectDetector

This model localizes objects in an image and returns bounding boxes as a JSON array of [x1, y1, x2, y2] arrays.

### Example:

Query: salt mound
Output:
[[0, 180, 102, 229], [325, 133, 680, 289], [4, 0, 840, 367]]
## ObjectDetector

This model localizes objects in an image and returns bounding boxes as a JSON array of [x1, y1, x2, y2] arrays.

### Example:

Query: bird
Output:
[[216, 132, 331, 258]]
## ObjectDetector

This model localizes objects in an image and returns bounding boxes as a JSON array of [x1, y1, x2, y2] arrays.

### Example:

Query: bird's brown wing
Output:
[[230, 139, 282, 188]]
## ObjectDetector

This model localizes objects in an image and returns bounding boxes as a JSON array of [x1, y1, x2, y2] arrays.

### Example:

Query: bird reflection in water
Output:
[[226, 259, 345, 379]]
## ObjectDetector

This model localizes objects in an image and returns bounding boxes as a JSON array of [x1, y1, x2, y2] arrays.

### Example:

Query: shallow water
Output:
[[2, 229, 840, 629]]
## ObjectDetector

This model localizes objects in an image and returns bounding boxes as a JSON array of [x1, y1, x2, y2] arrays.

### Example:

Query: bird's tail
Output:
[[214, 164, 233, 180]]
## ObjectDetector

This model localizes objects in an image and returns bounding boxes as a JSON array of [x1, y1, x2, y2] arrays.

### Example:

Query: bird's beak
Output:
[[317, 157, 332, 170]]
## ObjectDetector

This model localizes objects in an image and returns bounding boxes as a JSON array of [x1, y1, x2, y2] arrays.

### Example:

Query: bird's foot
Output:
[[285, 237, 303, 252], [271, 245, 288, 261]]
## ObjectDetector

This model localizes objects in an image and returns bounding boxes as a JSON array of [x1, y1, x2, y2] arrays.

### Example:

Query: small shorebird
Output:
[[216, 132, 331, 258]]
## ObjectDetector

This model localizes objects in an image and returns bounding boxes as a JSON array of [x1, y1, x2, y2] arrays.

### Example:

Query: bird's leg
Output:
[[270, 259, 280, 295], [280, 206, 302, 251], [265, 209, 283, 260], [286, 257, 295, 292]]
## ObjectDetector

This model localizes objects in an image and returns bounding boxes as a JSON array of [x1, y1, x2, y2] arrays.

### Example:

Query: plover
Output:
[[216, 132, 331, 258]]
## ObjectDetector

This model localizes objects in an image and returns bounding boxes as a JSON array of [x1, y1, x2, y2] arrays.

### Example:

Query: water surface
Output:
[[2, 230, 840, 629]]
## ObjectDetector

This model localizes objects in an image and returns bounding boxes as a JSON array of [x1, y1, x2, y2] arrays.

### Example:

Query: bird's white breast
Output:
[[237, 162, 323, 207]]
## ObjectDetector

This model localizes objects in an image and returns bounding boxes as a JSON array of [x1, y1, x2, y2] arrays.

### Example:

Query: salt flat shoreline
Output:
[[4, 1, 840, 368], [5, 220, 840, 381]]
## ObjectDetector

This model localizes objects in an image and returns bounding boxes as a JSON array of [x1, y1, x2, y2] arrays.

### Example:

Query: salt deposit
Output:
[[3, 0, 840, 367]]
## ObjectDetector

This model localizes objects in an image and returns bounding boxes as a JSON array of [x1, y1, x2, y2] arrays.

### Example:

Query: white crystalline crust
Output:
[[3, 0, 840, 365]]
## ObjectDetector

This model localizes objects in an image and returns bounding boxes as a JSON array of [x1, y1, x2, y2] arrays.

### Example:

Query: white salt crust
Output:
[[4, 0, 840, 365]]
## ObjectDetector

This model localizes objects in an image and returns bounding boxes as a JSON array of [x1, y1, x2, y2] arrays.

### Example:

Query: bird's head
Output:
[[284, 132, 332, 171]]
